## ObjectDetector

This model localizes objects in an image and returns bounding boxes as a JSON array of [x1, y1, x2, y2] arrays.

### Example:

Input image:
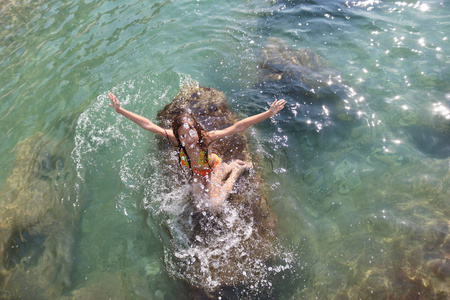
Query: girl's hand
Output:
[[269, 99, 286, 116], [108, 92, 121, 112]]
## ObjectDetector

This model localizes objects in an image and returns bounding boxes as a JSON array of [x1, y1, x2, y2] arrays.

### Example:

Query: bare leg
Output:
[[211, 161, 233, 182], [208, 160, 251, 210]]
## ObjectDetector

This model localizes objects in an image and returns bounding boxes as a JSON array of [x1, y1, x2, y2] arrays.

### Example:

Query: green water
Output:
[[1, 0, 449, 299]]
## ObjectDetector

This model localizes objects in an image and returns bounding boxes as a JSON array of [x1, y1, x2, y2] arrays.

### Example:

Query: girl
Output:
[[108, 92, 285, 210]]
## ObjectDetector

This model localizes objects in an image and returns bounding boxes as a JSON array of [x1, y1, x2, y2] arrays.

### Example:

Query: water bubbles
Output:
[[273, 168, 287, 174]]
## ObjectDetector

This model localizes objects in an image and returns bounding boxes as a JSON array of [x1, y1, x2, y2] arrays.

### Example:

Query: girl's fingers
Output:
[[276, 99, 285, 109], [108, 92, 116, 101]]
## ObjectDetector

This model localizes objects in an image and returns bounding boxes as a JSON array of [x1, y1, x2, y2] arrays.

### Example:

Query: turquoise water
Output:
[[1, 0, 449, 299]]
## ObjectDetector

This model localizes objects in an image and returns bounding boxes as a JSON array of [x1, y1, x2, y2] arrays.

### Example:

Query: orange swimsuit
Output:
[[179, 149, 222, 176]]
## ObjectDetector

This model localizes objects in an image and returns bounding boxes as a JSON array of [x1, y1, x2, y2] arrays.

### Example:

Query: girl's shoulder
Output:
[[208, 152, 222, 166]]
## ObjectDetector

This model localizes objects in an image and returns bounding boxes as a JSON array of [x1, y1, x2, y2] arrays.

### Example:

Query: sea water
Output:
[[0, 0, 449, 299]]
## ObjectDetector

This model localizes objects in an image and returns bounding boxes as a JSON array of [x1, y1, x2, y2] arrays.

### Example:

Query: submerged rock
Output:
[[0, 133, 77, 299], [260, 37, 333, 93], [155, 85, 280, 296], [256, 37, 360, 128], [58, 271, 127, 300], [407, 124, 450, 159], [385, 99, 450, 159]]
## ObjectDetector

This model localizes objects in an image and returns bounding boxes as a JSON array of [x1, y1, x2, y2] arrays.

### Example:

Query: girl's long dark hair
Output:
[[171, 111, 210, 171]]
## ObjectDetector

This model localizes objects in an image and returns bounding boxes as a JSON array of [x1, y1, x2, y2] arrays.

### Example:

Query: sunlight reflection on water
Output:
[[0, 0, 449, 299]]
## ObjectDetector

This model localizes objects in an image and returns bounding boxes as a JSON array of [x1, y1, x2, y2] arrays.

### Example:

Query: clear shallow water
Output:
[[1, 0, 449, 299]]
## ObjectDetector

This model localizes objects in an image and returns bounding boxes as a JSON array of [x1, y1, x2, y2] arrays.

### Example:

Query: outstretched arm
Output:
[[108, 93, 178, 144], [206, 99, 286, 142]]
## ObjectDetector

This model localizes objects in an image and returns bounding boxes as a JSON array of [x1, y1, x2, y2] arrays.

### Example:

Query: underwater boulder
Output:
[[155, 85, 279, 296], [258, 37, 356, 113], [259, 37, 331, 92], [385, 99, 450, 159], [0, 132, 77, 299], [407, 124, 450, 159], [235, 37, 361, 147]]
